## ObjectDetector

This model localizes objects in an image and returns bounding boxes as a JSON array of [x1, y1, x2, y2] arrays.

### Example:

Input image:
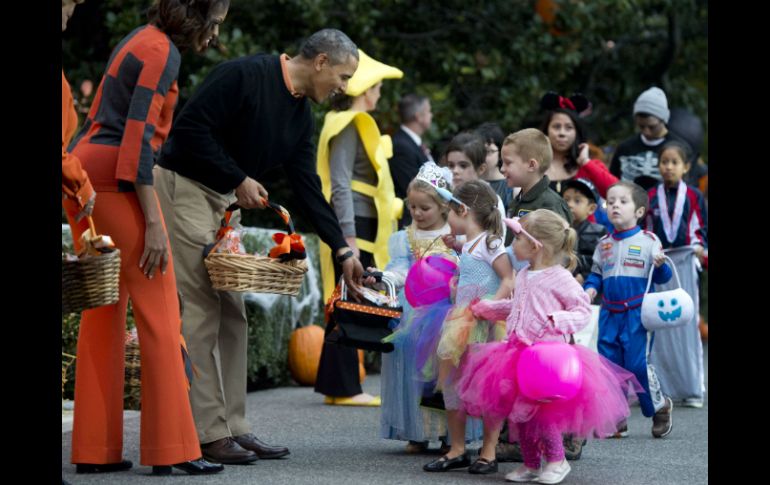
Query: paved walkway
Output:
[[62, 345, 708, 484]]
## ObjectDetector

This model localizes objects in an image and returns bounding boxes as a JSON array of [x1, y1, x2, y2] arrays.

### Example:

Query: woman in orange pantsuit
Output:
[[63, 0, 229, 476]]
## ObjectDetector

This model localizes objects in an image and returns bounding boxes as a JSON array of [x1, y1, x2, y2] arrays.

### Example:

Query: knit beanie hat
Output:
[[633, 87, 670, 124]]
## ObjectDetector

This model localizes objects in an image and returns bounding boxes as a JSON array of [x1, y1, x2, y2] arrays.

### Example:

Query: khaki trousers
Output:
[[154, 166, 250, 444]]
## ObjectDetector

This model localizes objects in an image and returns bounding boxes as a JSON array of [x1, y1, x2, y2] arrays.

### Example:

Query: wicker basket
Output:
[[205, 254, 308, 295], [204, 202, 308, 296], [62, 217, 121, 314]]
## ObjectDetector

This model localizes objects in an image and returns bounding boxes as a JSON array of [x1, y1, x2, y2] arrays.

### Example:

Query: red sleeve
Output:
[[645, 187, 657, 231], [686, 188, 708, 247], [575, 159, 618, 198]]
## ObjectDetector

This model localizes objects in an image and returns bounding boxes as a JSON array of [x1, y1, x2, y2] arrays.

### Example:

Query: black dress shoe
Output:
[[201, 437, 259, 464], [468, 457, 498, 474], [234, 433, 290, 459], [423, 453, 471, 472], [152, 458, 225, 475], [76, 460, 133, 473]]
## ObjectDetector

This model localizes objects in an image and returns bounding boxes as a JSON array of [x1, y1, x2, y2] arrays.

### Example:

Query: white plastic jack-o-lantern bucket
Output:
[[641, 255, 695, 331]]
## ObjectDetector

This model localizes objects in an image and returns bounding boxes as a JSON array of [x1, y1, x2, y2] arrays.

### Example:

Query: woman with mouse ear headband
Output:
[[539, 91, 617, 232]]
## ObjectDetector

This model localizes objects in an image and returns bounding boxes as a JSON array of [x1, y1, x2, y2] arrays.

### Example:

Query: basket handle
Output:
[[224, 199, 296, 234], [341, 273, 397, 301], [644, 254, 683, 294], [362, 270, 383, 282], [87, 216, 98, 237], [217, 200, 305, 261], [79, 216, 117, 254]]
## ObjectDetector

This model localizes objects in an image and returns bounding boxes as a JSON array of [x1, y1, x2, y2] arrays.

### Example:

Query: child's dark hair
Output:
[[476, 123, 505, 149], [444, 132, 486, 170], [475, 122, 505, 168], [452, 180, 502, 250], [657, 140, 691, 165], [609, 180, 650, 214]]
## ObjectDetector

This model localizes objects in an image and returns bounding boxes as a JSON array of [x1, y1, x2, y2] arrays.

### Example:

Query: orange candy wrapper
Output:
[[77, 226, 116, 258]]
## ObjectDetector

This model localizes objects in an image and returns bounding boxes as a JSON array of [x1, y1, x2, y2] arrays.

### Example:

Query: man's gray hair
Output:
[[299, 29, 358, 65], [399, 94, 429, 123]]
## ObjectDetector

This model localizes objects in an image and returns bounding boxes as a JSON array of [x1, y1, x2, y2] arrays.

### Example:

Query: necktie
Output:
[[420, 143, 433, 161]]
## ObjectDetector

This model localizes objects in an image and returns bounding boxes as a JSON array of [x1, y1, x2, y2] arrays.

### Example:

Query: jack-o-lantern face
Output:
[[657, 298, 682, 322], [642, 288, 694, 332]]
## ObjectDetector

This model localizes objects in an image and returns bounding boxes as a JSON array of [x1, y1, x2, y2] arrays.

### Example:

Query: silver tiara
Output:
[[415, 161, 453, 191]]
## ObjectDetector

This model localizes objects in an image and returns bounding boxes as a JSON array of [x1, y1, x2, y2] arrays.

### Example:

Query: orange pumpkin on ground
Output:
[[288, 325, 367, 385], [288, 325, 325, 385]]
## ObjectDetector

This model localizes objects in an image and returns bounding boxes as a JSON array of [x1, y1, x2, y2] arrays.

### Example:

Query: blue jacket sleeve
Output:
[[584, 272, 603, 293], [652, 262, 673, 285], [583, 243, 604, 293]]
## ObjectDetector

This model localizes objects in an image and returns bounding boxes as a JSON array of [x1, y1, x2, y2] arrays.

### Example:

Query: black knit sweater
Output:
[[158, 54, 347, 252]]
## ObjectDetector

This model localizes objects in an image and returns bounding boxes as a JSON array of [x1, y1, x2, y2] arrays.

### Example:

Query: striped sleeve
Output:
[[115, 37, 180, 186], [472, 298, 513, 322], [645, 187, 657, 231], [686, 187, 708, 248], [549, 273, 592, 335]]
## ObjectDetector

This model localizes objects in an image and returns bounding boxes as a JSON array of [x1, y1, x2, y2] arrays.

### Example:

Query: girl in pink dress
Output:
[[456, 209, 642, 484]]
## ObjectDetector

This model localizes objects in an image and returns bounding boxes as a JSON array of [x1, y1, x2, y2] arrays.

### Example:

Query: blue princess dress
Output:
[[380, 224, 480, 444]]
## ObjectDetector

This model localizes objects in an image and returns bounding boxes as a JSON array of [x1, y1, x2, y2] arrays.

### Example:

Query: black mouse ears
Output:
[[540, 92, 590, 115]]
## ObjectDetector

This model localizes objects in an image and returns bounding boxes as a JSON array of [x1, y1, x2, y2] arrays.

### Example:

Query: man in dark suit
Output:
[[390, 94, 433, 228]]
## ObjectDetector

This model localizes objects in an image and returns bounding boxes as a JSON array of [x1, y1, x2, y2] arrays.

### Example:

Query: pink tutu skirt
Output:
[[456, 339, 644, 441]]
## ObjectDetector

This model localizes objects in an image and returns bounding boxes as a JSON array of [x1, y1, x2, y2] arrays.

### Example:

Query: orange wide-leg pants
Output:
[[65, 191, 201, 465]]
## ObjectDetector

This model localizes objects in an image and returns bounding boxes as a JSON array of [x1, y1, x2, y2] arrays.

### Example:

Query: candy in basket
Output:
[[203, 200, 308, 296], [62, 216, 121, 314]]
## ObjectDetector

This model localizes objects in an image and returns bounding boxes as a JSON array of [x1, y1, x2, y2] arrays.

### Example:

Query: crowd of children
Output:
[[364, 85, 707, 484]]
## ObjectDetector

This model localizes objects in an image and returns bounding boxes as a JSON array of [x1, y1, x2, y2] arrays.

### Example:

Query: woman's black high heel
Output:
[[152, 458, 224, 475]]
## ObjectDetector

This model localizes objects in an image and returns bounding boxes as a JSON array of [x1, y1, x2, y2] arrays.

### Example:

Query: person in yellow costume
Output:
[[315, 50, 403, 406]]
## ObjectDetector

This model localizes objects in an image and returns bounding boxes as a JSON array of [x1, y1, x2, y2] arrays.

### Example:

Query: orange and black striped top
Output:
[[62, 70, 94, 209], [69, 24, 180, 192]]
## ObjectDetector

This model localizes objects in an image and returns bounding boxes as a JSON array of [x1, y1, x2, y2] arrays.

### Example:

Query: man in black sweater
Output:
[[153, 29, 361, 465]]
